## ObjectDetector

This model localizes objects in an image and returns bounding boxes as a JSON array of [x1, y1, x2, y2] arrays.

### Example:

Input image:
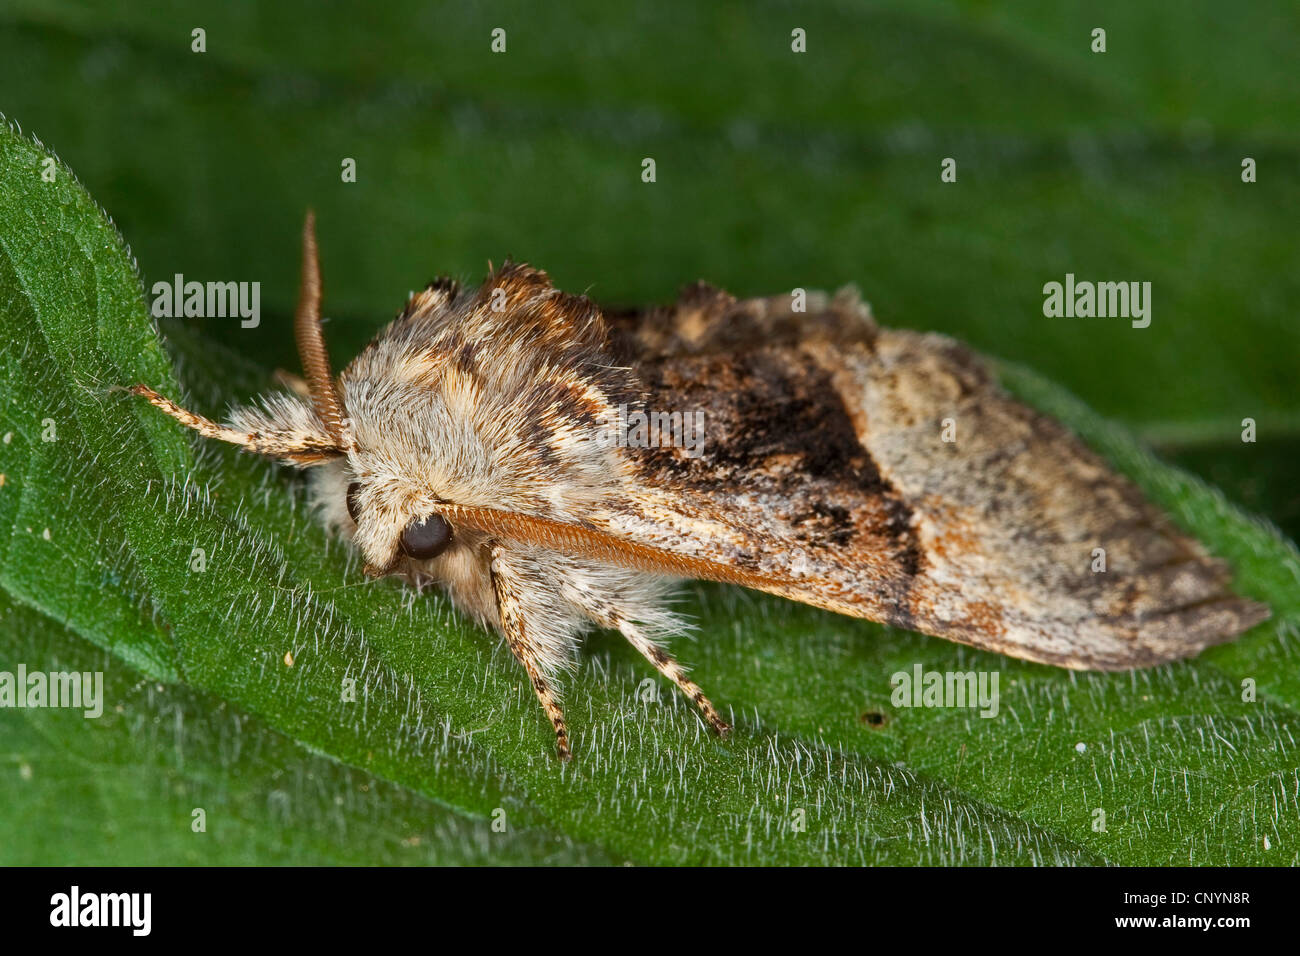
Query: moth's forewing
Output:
[[599, 287, 1268, 670]]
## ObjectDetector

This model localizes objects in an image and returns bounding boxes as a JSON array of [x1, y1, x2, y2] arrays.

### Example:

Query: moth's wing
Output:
[[604, 282, 877, 360], [596, 288, 1268, 670]]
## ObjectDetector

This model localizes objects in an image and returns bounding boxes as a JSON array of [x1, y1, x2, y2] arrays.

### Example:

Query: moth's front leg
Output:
[[488, 544, 573, 761]]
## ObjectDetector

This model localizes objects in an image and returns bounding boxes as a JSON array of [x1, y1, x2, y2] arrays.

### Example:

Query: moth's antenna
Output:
[[295, 209, 347, 446], [439, 504, 811, 599]]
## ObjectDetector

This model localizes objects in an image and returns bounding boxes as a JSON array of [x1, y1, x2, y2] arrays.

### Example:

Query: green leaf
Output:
[[2, 119, 1296, 865], [0, 591, 616, 865]]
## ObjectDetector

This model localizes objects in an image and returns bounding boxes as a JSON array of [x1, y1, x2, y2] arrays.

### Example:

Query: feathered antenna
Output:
[[295, 209, 348, 445]]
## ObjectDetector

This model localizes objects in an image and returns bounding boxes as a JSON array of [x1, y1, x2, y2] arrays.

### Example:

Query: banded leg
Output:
[[584, 607, 729, 736], [129, 385, 264, 448], [489, 546, 572, 760], [126, 384, 340, 463]]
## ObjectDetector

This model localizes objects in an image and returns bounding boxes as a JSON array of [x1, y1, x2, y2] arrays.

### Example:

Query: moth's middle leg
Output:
[[488, 545, 572, 760]]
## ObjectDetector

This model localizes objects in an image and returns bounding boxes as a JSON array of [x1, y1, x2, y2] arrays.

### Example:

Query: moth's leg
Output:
[[126, 384, 339, 463], [622, 620, 730, 736], [582, 604, 729, 737], [128, 385, 266, 448], [488, 545, 573, 760]]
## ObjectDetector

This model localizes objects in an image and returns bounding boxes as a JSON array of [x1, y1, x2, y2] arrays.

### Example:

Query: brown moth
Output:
[[131, 212, 1269, 759]]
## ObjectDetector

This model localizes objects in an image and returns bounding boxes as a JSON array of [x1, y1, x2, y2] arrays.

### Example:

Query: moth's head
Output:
[[307, 456, 482, 584]]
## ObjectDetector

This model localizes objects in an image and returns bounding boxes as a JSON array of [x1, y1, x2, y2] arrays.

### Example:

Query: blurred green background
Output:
[[2, 0, 1297, 537]]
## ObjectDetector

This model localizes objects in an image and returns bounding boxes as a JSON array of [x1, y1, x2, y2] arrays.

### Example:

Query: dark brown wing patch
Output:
[[634, 345, 927, 591]]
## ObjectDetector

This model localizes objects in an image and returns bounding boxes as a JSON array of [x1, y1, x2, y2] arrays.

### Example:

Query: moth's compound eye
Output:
[[400, 514, 453, 560], [346, 482, 362, 522]]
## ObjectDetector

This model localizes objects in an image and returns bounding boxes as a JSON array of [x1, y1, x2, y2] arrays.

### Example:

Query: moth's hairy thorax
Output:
[[307, 265, 679, 673], [344, 266, 639, 519]]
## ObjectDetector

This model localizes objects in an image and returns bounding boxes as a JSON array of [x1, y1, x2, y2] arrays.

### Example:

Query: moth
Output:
[[131, 212, 1269, 759]]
